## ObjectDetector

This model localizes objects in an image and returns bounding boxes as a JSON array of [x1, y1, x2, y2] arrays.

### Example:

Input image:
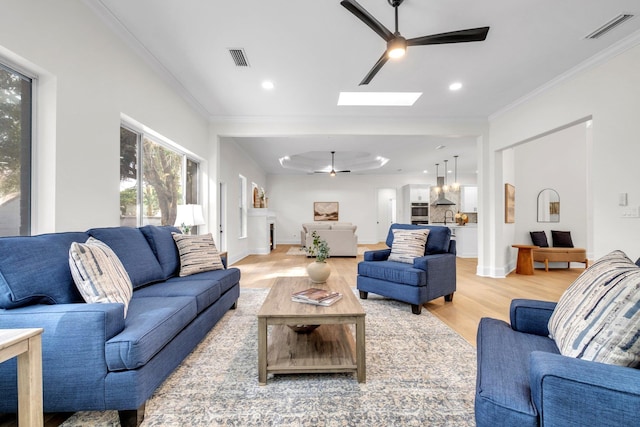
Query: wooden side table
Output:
[[512, 245, 539, 275], [0, 328, 44, 426]]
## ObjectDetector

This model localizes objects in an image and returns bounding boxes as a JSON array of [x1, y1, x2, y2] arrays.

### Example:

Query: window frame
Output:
[[0, 60, 34, 236], [120, 118, 203, 228], [239, 174, 247, 238]]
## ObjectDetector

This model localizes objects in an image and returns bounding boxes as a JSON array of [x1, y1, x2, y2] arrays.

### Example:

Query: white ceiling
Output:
[[89, 0, 640, 175]]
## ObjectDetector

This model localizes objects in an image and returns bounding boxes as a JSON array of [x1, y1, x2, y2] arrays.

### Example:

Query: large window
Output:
[[120, 123, 200, 228], [0, 62, 32, 237]]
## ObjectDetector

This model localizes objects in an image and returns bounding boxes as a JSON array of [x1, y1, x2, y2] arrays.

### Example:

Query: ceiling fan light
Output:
[[330, 170, 336, 177], [387, 37, 407, 59]]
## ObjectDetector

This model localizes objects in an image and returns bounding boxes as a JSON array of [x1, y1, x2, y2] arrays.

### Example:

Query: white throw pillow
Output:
[[69, 237, 133, 317], [548, 250, 640, 367], [172, 233, 224, 277], [388, 228, 430, 264]]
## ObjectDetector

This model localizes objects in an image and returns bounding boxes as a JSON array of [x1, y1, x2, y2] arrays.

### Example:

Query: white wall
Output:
[[267, 172, 478, 246], [219, 138, 267, 261], [488, 37, 640, 274], [0, 0, 209, 233], [496, 123, 588, 274]]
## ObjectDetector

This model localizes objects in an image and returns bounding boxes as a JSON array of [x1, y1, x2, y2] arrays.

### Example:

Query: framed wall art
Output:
[[505, 183, 515, 223], [314, 202, 339, 221]]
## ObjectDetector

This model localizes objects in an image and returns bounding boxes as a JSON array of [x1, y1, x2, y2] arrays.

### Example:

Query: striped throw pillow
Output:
[[548, 250, 640, 367], [69, 237, 133, 317], [172, 233, 224, 277], [388, 229, 430, 264]]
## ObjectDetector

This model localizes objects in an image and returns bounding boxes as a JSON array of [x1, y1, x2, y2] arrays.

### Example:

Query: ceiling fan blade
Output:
[[407, 26, 490, 46], [336, 170, 351, 173], [359, 51, 389, 85], [340, 0, 394, 42]]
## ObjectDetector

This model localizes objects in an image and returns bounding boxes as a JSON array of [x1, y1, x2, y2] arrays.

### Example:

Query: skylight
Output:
[[337, 92, 422, 106]]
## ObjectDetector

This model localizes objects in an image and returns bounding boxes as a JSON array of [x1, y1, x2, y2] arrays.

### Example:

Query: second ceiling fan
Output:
[[341, 0, 490, 85], [314, 151, 351, 176]]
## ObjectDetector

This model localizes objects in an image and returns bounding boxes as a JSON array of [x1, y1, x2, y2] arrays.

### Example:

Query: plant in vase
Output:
[[306, 231, 331, 283]]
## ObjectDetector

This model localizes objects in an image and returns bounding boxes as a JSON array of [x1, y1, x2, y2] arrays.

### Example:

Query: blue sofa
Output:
[[0, 225, 240, 425], [357, 224, 456, 314], [475, 299, 640, 426]]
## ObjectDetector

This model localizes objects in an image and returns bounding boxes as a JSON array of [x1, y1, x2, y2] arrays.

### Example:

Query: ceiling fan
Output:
[[314, 151, 351, 176], [340, 0, 490, 85]]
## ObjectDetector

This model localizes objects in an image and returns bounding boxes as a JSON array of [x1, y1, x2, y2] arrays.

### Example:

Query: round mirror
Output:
[[537, 189, 560, 222]]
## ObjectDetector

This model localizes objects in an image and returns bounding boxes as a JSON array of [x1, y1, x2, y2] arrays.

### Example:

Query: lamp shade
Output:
[[174, 204, 205, 227]]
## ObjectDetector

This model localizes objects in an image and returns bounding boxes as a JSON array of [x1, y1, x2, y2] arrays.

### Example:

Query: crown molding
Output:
[[489, 28, 640, 121], [83, 0, 211, 119]]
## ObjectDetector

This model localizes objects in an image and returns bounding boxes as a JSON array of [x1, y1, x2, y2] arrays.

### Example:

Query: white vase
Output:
[[306, 261, 331, 284]]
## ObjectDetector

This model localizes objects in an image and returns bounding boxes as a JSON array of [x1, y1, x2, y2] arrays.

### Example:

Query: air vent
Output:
[[228, 48, 250, 67], [585, 14, 634, 39]]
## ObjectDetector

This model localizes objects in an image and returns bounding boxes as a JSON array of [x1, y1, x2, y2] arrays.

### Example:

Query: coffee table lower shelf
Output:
[[265, 324, 357, 377]]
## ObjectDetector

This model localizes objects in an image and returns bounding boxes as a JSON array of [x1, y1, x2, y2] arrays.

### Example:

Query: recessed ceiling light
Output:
[[337, 92, 422, 106], [262, 80, 275, 90], [449, 82, 463, 91]]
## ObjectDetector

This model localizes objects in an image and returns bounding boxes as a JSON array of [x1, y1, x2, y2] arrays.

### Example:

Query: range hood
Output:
[[433, 177, 456, 206]]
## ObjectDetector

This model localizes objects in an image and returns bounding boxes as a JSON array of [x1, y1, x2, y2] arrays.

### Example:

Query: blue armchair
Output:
[[356, 224, 456, 314], [475, 299, 640, 426]]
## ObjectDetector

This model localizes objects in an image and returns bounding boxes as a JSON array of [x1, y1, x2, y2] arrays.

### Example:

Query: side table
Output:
[[0, 328, 44, 426], [512, 245, 539, 275]]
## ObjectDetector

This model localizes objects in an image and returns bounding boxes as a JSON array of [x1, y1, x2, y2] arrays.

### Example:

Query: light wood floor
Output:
[[234, 243, 583, 346]]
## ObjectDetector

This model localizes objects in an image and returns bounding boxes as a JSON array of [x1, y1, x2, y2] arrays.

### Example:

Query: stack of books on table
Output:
[[291, 287, 343, 306]]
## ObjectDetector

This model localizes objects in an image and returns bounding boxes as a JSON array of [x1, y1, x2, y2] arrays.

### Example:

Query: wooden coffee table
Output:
[[257, 276, 366, 385]]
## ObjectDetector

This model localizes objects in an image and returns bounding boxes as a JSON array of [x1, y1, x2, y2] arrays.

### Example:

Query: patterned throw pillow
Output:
[[548, 250, 640, 367], [69, 237, 133, 317], [388, 229, 430, 264], [172, 233, 224, 277]]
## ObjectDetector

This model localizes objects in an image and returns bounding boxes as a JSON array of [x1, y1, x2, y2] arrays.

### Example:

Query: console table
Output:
[[0, 328, 44, 426]]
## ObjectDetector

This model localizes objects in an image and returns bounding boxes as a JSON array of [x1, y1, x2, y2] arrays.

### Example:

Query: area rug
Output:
[[61, 288, 477, 426], [286, 246, 370, 256]]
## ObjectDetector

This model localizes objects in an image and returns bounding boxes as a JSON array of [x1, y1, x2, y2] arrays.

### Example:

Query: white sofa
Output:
[[301, 222, 358, 257]]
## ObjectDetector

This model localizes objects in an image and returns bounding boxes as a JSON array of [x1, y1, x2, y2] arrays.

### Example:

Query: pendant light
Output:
[[442, 159, 449, 192], [452, 155, 460, 191], [434, 163, 441, 193]]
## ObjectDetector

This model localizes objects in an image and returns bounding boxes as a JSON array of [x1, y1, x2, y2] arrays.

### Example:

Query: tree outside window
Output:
[[120, 124, 197, 227], [0, 64, 32, 237]]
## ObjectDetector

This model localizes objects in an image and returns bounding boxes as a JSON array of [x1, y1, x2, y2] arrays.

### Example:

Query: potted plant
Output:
[[306, 231, 331, 283]]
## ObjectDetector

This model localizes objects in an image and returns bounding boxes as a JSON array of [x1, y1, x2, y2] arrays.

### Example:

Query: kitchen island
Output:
[[430, 223, 478, 258]]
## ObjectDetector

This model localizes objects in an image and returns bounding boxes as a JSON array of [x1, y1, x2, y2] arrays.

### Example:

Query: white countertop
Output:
[[429, 223, 477, 229]]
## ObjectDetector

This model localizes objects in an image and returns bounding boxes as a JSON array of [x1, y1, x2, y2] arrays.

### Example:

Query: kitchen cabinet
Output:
[[461, 186, 478, 213], [453, 225, 478, 258], [410, 185, 430, 203], [401, 184, 431, 223]]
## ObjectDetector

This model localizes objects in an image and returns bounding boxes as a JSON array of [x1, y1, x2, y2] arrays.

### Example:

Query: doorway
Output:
[[218, 181, 227, 252], [377, 188, 397, 243]]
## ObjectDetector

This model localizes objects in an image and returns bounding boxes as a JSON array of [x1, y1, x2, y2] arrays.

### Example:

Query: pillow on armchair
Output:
[[529, 231, 549, 247], [388, 228, 430, 264], [551, 230, 574, 247]]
